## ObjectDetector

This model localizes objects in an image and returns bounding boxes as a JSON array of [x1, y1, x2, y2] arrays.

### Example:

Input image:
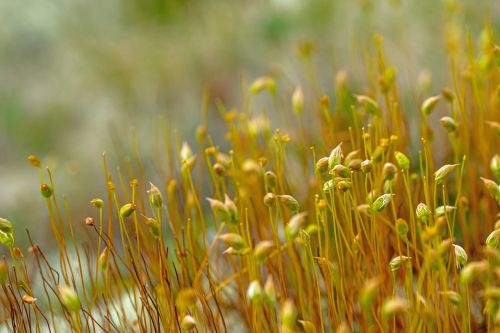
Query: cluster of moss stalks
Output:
[[0, 26, 500, 333]]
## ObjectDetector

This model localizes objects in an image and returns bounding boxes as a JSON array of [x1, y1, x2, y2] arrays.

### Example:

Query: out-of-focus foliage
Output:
[[0, 0, 498, 245]]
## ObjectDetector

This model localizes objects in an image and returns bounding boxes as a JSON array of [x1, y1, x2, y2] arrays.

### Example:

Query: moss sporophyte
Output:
[[1, 20, 499, 333]]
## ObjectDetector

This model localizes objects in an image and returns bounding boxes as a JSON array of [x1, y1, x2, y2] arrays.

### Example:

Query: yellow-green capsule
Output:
[[371, 194, 394, 213], [440, 116, 457, 133], [292, 85, 304, 115], [460, 261, 488, 284], [224, 194, 239, 226], [119, 203, 136, 218], [361, 159, 373, 173], [421, 95, 441, 116], [322, 179, 334, 193], [328, 143, 343, 170], [281, 299, 298, 329], [148, 183, 163, 208], [265, 171, 277, 189], [98, 248, 109, 272], [181, 315, 196, 331], [440, 291, 461, 306], [145, 218, 160, 240], [180, 142, 193, 163], [315, 157, 329, 173], [249, 76, 276, 95], [0, 218, 14, 248], [278, 195, 300, 214], [434, 205, 456, 217], [40, 183, 52, 198], [381, 297, 409, 317], [254, 240, 274, 263], [360, 277, 383, 310], [331, 164, 350, 178], [263, 193, 275, 207], [90, 198, 104, 209], [348, 159, 362, 171], [354, 94, 379, 115], [285, 212, 308, 241], [396, 218, 409, 237], [58, 285, 81, 312], [27, 155, 40, 167], [453, 244, 468, 269], [218, 233, 247, 251], [263, 276, 276, 306], [485, 229, 499, 249], [416, 203, 431, 222], [246, 280, 263, 304], [480, 177, 500, 203], [207, 197, 230, 222], [491, 154, 500, 181], [389, 255, 411, 272], [394, 151, 410, 171], [383, 163, 398, 181], [434, 164, 459, 184]]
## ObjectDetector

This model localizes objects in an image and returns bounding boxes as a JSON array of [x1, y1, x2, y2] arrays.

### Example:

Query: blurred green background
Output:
[[0, 0, 498, 248]]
